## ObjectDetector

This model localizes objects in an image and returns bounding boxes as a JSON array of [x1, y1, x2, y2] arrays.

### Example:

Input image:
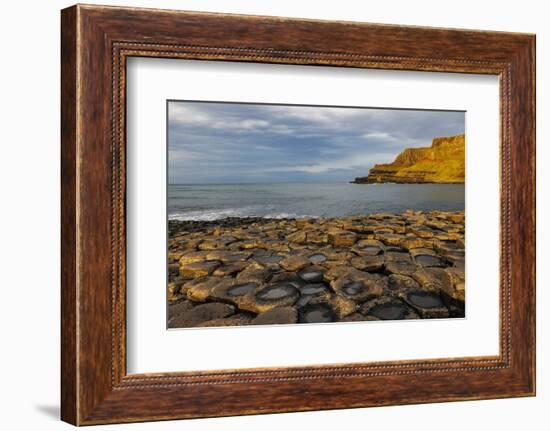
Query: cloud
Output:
[[261, 152, 384, 174], [168, 101, 464, 184], [169, 103, 272, 132], [169, 103, 211, 125], [362, 132, 397, 141]]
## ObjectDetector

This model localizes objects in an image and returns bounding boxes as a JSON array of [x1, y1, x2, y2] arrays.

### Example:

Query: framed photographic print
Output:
[[61, 4, 536, 425]]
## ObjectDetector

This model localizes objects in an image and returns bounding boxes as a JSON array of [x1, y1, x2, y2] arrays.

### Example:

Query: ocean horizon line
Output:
[[168, 182, 467, 186], [168, 181, 354, 186]]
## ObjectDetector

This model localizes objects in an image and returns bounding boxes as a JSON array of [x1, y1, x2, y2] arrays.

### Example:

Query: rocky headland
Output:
[[352, 134, 465, 184], [167, 210, 465, 328]]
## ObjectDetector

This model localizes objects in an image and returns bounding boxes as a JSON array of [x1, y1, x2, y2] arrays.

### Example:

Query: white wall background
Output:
[[0, 0, 546, 429]]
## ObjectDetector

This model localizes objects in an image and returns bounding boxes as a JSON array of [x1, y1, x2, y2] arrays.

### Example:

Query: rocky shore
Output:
[[167, 210, 465, 328]]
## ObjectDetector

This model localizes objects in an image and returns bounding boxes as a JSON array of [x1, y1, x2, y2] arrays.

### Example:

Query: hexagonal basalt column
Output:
[[298, 303, 336, 323], [237, 282, 300, 314], [403, 290, 450, 318]]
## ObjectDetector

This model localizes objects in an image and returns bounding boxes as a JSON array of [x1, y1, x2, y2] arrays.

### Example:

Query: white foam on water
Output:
[[262, 212, 315, 220], [168, 208, 246, 221], [168, 208, 315, 221]]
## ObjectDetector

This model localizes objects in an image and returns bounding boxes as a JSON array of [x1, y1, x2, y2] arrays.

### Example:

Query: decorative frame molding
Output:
[[61, 4, 535, 425]]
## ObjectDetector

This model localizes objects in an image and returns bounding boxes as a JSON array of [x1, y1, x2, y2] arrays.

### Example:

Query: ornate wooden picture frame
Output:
[[61, 4, 535, 425]]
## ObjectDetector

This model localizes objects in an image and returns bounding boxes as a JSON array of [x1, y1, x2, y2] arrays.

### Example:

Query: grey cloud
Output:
[[168, 101, 464, 184]]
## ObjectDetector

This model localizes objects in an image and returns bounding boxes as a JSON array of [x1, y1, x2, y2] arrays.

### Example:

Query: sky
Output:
[[168, 101, 464, 184]]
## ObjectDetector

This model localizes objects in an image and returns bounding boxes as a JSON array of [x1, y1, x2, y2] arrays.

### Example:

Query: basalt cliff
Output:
[[352, 134, 465, 184]]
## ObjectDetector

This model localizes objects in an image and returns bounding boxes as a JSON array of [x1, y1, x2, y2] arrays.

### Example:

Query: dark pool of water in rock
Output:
[[227, 282, 257, 297], [407, 291, 444, 308], [298, 304, 335, 323], [300, 283, 329, 295], [415, 254, 443, 267], [342, 281, 367, 296], [308, 253, 327, 263], [298, 268, 325, 283], [362, 246, 382, 255], [369, 302, 407, 320], [256, 283, 297, 300], [258, 255, 283, 264]]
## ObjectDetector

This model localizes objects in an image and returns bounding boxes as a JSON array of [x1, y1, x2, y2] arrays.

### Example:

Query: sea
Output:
[[168, 183, 465, 221]]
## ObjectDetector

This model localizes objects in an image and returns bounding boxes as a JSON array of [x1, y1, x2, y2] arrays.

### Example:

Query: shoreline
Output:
[[349, 180, 465, 184], [169, 216, 284, 234], [168, 210, 465, 328]]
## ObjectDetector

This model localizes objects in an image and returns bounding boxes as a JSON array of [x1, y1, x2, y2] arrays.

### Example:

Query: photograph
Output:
[[166, 101, 466, 328]]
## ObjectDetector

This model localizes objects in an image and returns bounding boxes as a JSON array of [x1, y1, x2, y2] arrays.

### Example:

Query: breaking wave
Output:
[[168, 207, 314, 221]]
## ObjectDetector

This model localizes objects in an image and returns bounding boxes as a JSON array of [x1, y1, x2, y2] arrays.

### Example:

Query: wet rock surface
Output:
[[168, 210, 465, 328], [252, 306, 298, 325], [298, 303, 336, 323]]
